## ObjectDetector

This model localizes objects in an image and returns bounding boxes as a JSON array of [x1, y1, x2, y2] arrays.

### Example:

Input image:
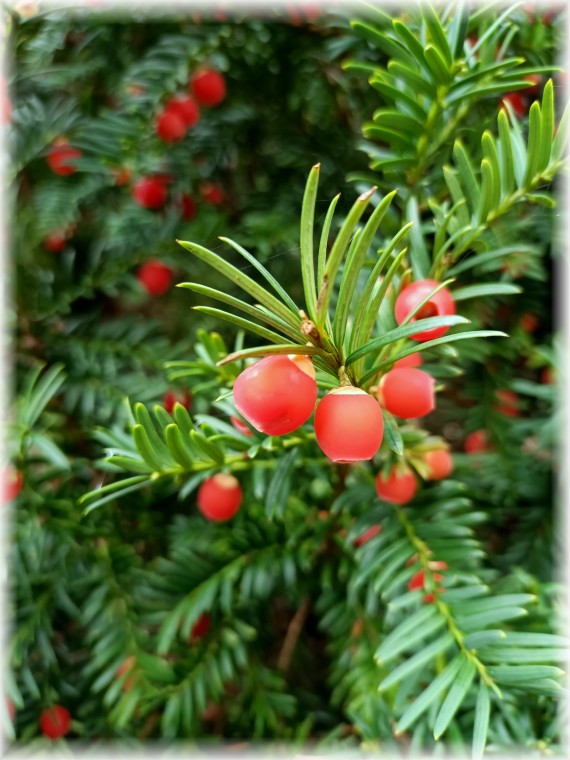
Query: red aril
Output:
[[137, 260, 173, 296], [464, 429, 493, 454], [132, 177, 168, 209], [163, 389, 191, 413], [393, 352, 422, 369], [495, 389, 520, 417], [230, 416, 253, 437], [191, 69, 226, 107], [179, 193, 197, 220], [379, 368, 435, 419], [190, 613, 211, 640], [375, 465, 417, 504], [354, 524, 381, 547], [156, 109, 186, 143], [423, 448, 454, 480], [394, 279, 456, 341], [47, 141, 82, 176], [39, 705, 71, 739], [197, 474, 242, 521], [166, 95, 200, 128], [200, 183, 225, 205]]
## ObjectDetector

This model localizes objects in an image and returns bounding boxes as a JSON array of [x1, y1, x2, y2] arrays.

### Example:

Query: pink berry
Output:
[[233, 354, 317, 436], [495, 389, 520, 417], [379, 368, 435, 419], [375, 466, 417, 504], [39, 705, 71, 739], [156, 109, 186, 143], [314, 386, 384, 463], [46, 141, 82, 176], [394, 279, 456, 341], [230, 415, 253, 437], [165, 95, 200, 128], [137, 260, 173, 296], [393, 352, 423, 369], [132, 177, 167, 209], [197, 474, 242, 522], [423, 449, 454, 480], [163, 389, 191, 413], [464, 429, 493, 454], [191, 69, 226, 107]]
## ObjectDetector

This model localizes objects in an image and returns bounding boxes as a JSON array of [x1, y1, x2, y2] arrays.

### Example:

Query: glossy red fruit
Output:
[[200, 182, 225, 205], [163, 389, 191, 413], [464, 429, 493, 454], [501, 92, 527, 118], [191, 69, 226, 107], [116, 656, 136, 691], [495, 389, 520, 417], [233, 354, 317, 436], [47, 142, 82, 176], [156, 109, 186, 143], [379, 368, 435, 419], [354, 524, 381, 547], [39, 705, 71, 739], [394, 279, 456, 341], [2, 466, 23, 503], [393, 352, 423, 369], [190, 612, 211, 640], [197, 474, 242, 521], [43, 232, 67, 253], [166, 95, 200, 128], [137, 260, 174, 296], [423, 449, 454, 481], [230, 416, 253, 437], [179, 193, 197, 220], [314, 386, 384, 463], [132, 177, 168, 209], [375, 466, 417, 505]]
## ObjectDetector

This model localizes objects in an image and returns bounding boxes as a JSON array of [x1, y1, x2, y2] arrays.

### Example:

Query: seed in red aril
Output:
[[46, 141, 82, 176], [197, 473, 242, 521], [163, 389, 191, 413], [1, 466, 23, 503], [393, 352, 423, 369], [495, 389, 520, 417], [423, 448, 454, 480], [314, 386, 384, 463], [179, 193, 197, 220], [156, 109, 186, 143], [233, 354, 317, 436], [191, 69, 226, 107], [230, 416, 253, 437], [519, 312, 539, 333], [375, 465, 417, 505], [379, 368, 435, 419], [116, 656, 136, 691], [166, 95, 200, 128], [464, 429, 493, 454], [43, 232, 67, 253], [354, 524, 381, 547], [137, 260, 173, 296], [501, 92, 527, 118], [190, 612, 211, 640], [394, 279, 456, 341], [39, 705, 71, 739], [132, 177, 168, 209], [200, 182, 225, 205]]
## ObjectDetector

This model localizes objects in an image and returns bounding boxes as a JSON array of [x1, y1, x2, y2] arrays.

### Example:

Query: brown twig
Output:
[[277, 596, 311, 673]]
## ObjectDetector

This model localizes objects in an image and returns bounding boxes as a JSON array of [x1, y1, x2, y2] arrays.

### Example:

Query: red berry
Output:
[[519, 312, 539, 333], [233, 354, 317, 436], [156, 109, 186, 143], [408, 569, 426, 591], [191, 69, 226, 107], [197, 474, 242, 521], [166, 95, 200, 128], [46, 142, 82, 176], [314, 386, 384, 463], [375, 466, 417, 505], [464, 429, 493, 454], [394, 279, 456, 341], [495, 389, 520, 417], [393, 352, 423, 369], [354, 524, 381, 547], [137, 260, 173, 296], [423, 449, 454, 481], [501, 92, 527, 119], [178, 193, 197, 221], [116, 656, 136, 691], [2, 466, 23, 503], [132, 177, 168, 209], [43, 232, 67, 253], [163, 389, 191, 413], [200, 182, 225, 205], [190, 612, 211, 640], [379, 368, 435, 419], [39, 705, 71, 739], [230, 415, 253, 437]]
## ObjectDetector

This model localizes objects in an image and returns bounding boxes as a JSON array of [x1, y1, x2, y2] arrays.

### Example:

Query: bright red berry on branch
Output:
[[354, 524, 381, 547], [379, 368, 435, 419], [191, 69, 226, 106], [2, 466, 23, 503], [394, 279, 456, 341], [116, 656, 136, 691], [166, 95, 200, 128], [233, 354, 317, 436], [190, 613, 211, 640], [423, 448, 454, 480], [132, 177, 168, 209], [393, 352, 423, 369], [200, 182, 225, 205], [197, 474, 242, 521], [46, 141, 82, 176], [230, 415, 253, 437], [156, 109, 186, 143], [178, 193, 197, 220], [375, 466, 417, 505], [495, 389, 520, 417], [163, 389, 191, 413], [137, 260, 174, 296], [314, 386, 384, 463], [39, 705, 71, 739], [464, 429, 493, 454]]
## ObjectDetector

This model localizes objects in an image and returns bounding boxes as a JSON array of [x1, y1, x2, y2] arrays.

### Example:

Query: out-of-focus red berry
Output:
[[116, 656, 136, 692], [46, 141, 82, 176], [495, 389, 520, 417], [501, 92, 527, 118], [230, 416, 253, 437], [200, 182, 225, 205], [179, 193, 197, 220], [379, 368, 435, 419], [163, 389, 192, 413], [156, 109, 186, 143], [464, 429, 493, 454], [132, 177, 168, 209], [423, 448, 454, 480], [197, 474, 242, 521], [375, 466, 418, 505], [137, 260, 174, 296], [233, 354, 317, 436], [354, 524, 381, 547], [394, 280, 456, 341], [314, 386, 384, 463], [519, 312, 539, 333], [190, 612, 211, 640], [191, 69, 226, 107], [393, 353, 423, 369], [2, 466, 23, 503], [166, 95, 200, 128], [43, 232, 67, 253], [39, 705, 71, 739]]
